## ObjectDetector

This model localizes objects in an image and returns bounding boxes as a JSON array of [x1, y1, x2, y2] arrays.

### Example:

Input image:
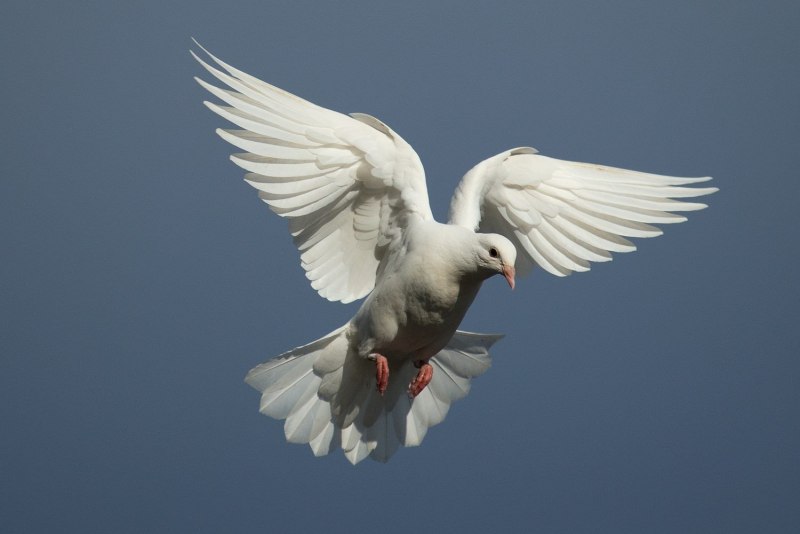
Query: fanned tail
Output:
[[245, 328, 503, 464]]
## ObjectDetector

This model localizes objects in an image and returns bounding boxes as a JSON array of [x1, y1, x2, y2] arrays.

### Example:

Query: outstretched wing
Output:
[[193, 44, 433, 303], [448, 147, 717, 276]]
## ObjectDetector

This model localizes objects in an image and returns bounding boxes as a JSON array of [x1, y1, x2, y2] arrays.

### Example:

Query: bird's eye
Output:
[[489, 247, 498, 258]]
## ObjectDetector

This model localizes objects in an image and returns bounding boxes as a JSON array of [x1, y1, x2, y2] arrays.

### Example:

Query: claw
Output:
[[368, 353, 389, 396], [408, 361, 433, 398]]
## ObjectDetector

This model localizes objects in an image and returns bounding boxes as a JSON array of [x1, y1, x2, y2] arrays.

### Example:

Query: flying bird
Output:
[[193, 44, 716, 464]]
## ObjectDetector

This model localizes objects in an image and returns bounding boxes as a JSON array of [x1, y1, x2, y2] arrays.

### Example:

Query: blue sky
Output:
[[2, 1, 798, 532]]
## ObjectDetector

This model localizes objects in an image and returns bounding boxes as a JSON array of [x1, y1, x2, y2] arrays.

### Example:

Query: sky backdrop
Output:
[[2, 1, 799, 533]]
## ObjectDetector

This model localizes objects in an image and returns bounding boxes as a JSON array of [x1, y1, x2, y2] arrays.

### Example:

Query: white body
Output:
[[353, 218, 488, 361], [194, 43, 717, 464]]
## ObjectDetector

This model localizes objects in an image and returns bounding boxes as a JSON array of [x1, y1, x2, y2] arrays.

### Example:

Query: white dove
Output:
[[193, 44, 717, 464]]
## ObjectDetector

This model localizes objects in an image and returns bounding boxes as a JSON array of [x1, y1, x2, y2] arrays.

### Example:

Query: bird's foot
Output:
[[368, 353, 389, 396], [408, 360, 433, 398]]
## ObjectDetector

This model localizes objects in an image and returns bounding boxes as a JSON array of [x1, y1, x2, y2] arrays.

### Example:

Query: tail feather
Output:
[[259, 368, 316, 420], [308, 419, 337, 456], [329, 352, 373, 428], [283, 381, 325, 443], [245, 327, 503, 464], [246, 325, 346, 420]]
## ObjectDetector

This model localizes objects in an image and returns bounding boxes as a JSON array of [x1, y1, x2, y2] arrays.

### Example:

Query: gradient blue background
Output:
[[2, 1, 798, 532]]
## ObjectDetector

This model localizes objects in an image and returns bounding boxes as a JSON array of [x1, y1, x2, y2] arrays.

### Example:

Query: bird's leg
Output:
[[408, 359, 433, 398], [368, 353, 389, 396]]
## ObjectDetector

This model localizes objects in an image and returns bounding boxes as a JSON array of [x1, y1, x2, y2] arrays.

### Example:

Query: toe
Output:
[[408, 362, 433, 398], [372, 354, 389, 396]]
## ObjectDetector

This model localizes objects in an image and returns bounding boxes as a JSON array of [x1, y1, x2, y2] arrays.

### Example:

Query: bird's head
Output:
[[475, 233, 517, 289]]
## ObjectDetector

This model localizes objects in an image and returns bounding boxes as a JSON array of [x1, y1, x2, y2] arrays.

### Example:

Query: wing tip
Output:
[[190, 37, 216, 64]]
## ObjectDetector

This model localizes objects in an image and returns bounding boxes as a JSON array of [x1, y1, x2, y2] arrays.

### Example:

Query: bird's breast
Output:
[[358, 264, 482, 361]]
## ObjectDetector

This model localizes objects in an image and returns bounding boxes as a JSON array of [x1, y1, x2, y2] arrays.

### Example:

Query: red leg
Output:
[[408, 360, 433, 398], [368, 353, 389, 396]]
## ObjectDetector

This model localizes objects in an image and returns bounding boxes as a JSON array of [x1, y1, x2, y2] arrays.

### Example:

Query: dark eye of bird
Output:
[[489, 247, 498, 258]]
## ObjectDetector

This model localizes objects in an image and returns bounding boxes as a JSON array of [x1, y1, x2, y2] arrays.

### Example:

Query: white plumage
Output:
[[193, 43, 716, 464]]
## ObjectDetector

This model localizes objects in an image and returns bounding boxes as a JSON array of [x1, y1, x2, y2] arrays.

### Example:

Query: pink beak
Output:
[[502, 264, 516, 290]]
